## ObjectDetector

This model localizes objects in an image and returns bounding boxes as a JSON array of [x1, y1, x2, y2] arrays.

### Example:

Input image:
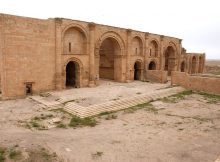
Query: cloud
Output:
[[0, 0, 219, 59]]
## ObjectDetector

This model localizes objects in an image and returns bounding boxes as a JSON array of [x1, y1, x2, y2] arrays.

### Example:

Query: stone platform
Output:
[[30, 80, 185, 118]]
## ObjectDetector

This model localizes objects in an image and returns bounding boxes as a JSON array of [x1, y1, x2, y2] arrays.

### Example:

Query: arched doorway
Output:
[[180, 61, 185, 72], [66, 61, 79, 88], [99, 37, 120, 80], [164, 46, 176, 76], [191, 56, 196, 74], [134, 61, 142, 80], [148, 61, 156, 70]]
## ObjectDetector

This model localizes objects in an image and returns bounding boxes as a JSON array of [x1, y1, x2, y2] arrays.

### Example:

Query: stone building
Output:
[[0, 13, 205, 99]]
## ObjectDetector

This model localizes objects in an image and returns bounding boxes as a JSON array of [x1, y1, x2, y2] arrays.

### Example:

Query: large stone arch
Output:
[[62, 57, 83, 88], [131, 36, 144, 56], [95, 31, 125, 55], [62, 23, 89, 40], [149, 39, 159, 57], [164, 42, 178, 75], [62, 24, 88, 54], [167, 41, 178, 56], [95, 31, 125, 82]]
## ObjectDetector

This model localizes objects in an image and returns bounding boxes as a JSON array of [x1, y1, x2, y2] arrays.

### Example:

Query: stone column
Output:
[[160, 35, 165, 70], [195, 56, 200, 74], [202, 53, 206, 73], [190, 56, 193, 74], [186, 55, 190, 74], [126, 29, 132, 82], [88, 23, 96, 87], [144, 33, 149, 81], [55, 18, 63, 90], [177, 39, 182, 71]]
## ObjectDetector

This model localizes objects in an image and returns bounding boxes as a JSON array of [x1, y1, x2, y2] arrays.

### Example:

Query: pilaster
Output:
[[126, 29, 132, 82], [144, 32, 150, 80], [177, 39, 182, 71], [160, 35, 165, 70], [55, 18, 63, 90], [88, 22, 96, 87]]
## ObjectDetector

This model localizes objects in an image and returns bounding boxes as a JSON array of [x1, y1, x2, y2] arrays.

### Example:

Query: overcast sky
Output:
[[0, 0, 219, 59]]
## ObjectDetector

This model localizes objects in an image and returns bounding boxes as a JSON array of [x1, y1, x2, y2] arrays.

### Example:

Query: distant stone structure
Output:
[[171, 72, 220, 94], [0, 13, 205, 99]]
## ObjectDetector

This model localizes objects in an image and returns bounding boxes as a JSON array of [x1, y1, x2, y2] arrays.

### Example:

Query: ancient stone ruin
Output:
[[0, 13, 206, 99]]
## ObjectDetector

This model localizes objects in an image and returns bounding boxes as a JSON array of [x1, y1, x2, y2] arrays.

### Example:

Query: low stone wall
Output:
[[171, 72, 189, 87], [146, 70, 167, 83], [171, 71, 220, 94]]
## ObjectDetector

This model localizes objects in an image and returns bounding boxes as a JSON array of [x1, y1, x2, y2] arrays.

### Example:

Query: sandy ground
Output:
[[0, 81, 220, 162]]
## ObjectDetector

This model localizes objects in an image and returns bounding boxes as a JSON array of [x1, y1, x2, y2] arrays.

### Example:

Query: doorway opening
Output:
[[134, 61, 142, 80], [66, 61, 78, 88], [148, 61, 156, 70], [25, 83, 33, 95]]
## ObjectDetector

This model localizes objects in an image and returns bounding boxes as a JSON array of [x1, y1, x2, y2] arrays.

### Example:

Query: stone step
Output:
[[63, 86, 185, 118]]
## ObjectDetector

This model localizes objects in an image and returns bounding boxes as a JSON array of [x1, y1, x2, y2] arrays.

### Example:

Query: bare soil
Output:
[[0, 82, 220, 162]]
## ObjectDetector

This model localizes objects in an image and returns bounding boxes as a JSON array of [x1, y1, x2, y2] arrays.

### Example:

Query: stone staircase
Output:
[[64, 86, 185, 118]]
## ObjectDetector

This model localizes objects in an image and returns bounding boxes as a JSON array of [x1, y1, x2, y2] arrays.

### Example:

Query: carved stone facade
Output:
[[0, 13, 205, 99]]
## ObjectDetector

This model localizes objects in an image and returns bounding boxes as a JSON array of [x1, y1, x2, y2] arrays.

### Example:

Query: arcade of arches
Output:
[[0, 13, 206, 99], [61, 31, 206, 89]]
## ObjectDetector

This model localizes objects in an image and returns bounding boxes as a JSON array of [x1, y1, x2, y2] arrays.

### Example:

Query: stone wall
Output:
[[0, 13, 206, 99], [146, 70, 168, 83], [171, 71, 189, 87], [171, 71, 220, 94], [1, 14, 56, 99], [0, 14, 3, 93]]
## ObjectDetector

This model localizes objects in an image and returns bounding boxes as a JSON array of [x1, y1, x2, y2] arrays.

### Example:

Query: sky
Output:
[[0, 0, 219, 59]]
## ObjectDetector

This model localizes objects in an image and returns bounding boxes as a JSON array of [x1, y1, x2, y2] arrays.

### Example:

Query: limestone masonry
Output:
[[0, 13, 205, 99]]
